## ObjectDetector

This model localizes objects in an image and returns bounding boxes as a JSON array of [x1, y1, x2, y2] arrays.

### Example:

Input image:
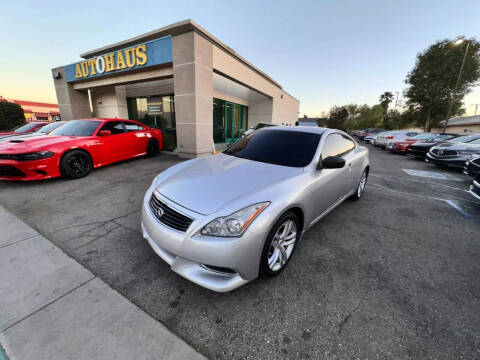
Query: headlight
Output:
[[11, 151, 55, 161], [201, 202, 270, 237]]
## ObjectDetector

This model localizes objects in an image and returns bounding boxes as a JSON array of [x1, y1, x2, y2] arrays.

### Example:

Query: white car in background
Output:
[[241, 122, 278, 137], [375, 130, 419, 149]]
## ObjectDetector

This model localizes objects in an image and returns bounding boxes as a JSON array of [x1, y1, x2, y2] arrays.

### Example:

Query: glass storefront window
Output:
[[213, 98, 248, 143], [127, 94, 176, 150]]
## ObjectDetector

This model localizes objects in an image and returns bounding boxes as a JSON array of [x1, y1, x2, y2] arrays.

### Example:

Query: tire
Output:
[[60, 150, 92, 179], [260, 211, 300, 278], [350, 169, 368, 201], [146, 139, 159, 157]]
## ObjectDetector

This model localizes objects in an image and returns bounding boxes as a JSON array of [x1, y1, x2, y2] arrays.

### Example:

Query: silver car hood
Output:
[[155, 153, 303, 215]]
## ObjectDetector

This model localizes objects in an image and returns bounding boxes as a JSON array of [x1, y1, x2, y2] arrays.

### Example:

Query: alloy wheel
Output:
[[66, 153, 90, 176], [267, 220, 297, 272]]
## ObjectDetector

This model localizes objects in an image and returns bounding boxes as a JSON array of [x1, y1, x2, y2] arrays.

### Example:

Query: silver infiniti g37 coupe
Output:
[[141, 127, 369, 292]]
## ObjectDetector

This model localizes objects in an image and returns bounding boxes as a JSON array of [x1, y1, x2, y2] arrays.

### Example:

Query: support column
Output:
[[51, 67, 91, 121], [90, 86, 128, 119], [172, 31, 214, 158]]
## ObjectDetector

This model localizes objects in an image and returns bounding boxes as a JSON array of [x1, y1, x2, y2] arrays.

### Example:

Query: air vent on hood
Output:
[[9, 140, 24, 143]]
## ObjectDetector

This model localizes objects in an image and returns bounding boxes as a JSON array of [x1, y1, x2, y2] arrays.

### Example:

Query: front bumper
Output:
[[0, 156, 61, 181], [141, 188, 269, 292], [426, 153, 470, 168], [469, 179, 480, 200], [375, 139, 388, 148], [463, 159, 480, 176], [407, 148, 428, 158]]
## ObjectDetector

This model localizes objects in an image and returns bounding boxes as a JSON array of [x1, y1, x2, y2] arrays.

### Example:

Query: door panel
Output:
[[311, 133, 353, 219], [225, 103, 233, 142], [97, 121, 128, 164], [124, 122, 148, 156]]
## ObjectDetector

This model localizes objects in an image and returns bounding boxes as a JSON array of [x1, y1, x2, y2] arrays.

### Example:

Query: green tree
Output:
[[0, 101, 25, 131], [327, 106, 349, 130], [355, 104, 383, 129], [404, 37, 480, 131]]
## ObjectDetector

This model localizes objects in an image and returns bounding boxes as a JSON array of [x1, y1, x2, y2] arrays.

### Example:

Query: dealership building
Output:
[[51, 20, 299, 157]]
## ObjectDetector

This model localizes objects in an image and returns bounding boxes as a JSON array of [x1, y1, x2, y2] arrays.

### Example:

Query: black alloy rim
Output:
[[66, 153, 90, 175]]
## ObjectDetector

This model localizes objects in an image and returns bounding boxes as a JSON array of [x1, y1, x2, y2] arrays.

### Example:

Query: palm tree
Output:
[[379, 91, 395, 126]]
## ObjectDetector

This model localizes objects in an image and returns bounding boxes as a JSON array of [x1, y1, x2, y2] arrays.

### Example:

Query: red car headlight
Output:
[[5, 151, 55, 161]]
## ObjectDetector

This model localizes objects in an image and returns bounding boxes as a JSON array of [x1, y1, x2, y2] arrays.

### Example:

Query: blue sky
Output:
[[1, 0, 480, 116]]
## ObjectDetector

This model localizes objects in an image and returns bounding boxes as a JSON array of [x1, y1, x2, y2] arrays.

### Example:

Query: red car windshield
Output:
[[14, 123, 38, 132], [50, 120, 100, 136]]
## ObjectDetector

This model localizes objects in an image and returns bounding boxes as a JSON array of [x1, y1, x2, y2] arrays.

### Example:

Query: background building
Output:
[[0, 97, 60, 122], [51, 20, 299, 157], [432, 115, 480, 133]]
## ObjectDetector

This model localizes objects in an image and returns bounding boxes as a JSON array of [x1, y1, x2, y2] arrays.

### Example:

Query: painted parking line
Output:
[[402, 169, 462, 181], [368, 182, 479, 222]]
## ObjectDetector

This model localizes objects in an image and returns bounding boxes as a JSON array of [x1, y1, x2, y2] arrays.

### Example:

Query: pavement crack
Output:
[[337, 290, 370, 335]]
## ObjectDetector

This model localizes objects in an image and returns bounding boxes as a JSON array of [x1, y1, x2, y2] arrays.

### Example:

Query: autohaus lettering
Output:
[[75, 44, 148, 79]]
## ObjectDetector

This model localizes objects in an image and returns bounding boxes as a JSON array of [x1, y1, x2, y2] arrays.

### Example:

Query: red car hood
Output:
[[0, 135, 82, 153]]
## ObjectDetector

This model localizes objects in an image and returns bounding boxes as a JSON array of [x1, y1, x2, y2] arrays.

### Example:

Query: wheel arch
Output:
[[58, 147, 94, 172]]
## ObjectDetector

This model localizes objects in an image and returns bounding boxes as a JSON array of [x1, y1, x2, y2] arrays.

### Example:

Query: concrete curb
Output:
[[0, 206, 206, 360]]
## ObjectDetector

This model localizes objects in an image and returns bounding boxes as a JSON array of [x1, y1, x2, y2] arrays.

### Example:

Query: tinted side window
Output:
[[322, 134, 346, 158], [125, 123, 143, 132], [100, 121, 124, 135]]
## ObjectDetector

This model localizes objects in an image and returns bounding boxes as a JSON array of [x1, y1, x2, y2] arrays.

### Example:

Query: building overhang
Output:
[[79, 19, 282, 90]]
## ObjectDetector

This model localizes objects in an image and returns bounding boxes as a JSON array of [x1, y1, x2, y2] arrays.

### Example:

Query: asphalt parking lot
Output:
[[1, 146, 479, 360]]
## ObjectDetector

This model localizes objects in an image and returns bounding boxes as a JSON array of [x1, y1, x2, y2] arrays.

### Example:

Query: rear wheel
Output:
[[60, 150, 92, 179], [260, 211, 299, 277], [350, 169, 368, 201], [146, 139, 159, 157]]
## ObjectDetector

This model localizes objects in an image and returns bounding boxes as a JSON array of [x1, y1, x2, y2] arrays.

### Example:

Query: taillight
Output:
[[386, 136, 394, 139], [365, 133, 371, 136]]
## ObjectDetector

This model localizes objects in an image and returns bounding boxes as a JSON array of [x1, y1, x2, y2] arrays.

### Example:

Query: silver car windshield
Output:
[[224, 130, 322, 167]]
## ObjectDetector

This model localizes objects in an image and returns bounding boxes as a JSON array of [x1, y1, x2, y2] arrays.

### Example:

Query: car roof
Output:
[[72, 118, 144, 124], [260, 126, 330, 135]]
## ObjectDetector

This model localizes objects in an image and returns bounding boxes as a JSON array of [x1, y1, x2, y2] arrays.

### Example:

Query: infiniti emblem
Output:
[[438, 150, 444, 156], [157, 207, 164, 217]]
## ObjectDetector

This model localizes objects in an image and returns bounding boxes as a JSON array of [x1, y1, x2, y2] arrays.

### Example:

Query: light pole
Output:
[[443, 38, 470, 134]]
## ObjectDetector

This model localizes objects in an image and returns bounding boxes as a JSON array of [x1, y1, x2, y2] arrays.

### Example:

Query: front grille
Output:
[[472, 157, 480, 166], [431, 149, 457, 156], [149, 193, 194, 232], [0, 165, 26, 177]]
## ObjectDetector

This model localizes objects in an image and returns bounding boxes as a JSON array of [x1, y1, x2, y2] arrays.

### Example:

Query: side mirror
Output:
[[99, 130, 111, 136], [321, 156, 345, 169]]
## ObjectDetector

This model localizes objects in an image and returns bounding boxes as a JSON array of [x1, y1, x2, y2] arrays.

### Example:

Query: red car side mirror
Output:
[[99, 130, 111, 136]]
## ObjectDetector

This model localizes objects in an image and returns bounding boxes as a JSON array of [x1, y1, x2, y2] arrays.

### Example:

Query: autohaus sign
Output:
[[65, 36, 172, 83]]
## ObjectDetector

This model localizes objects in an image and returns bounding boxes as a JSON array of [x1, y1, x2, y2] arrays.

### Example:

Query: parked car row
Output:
[[353, 129, 480, 202], [0, 118, 163, 180]]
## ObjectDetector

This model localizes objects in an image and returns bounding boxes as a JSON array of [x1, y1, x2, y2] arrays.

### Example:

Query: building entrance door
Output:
[[225, 102, 243, 142]]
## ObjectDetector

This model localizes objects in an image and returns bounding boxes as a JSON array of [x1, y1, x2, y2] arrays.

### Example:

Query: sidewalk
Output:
[[0, 206, 205, 360]]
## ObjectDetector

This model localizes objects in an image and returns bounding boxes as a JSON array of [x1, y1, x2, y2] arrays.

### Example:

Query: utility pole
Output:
[[393, 92, 400, 111], [443, 38, 470, 134]]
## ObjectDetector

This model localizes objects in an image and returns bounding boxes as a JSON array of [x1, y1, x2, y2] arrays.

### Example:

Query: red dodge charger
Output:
[[0, 118, 163, 180]]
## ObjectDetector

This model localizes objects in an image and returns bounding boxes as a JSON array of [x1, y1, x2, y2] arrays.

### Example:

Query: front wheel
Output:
[[60, 150, 92, 179], [350, 169, 368, 201], [260, 212, 299, 277]]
